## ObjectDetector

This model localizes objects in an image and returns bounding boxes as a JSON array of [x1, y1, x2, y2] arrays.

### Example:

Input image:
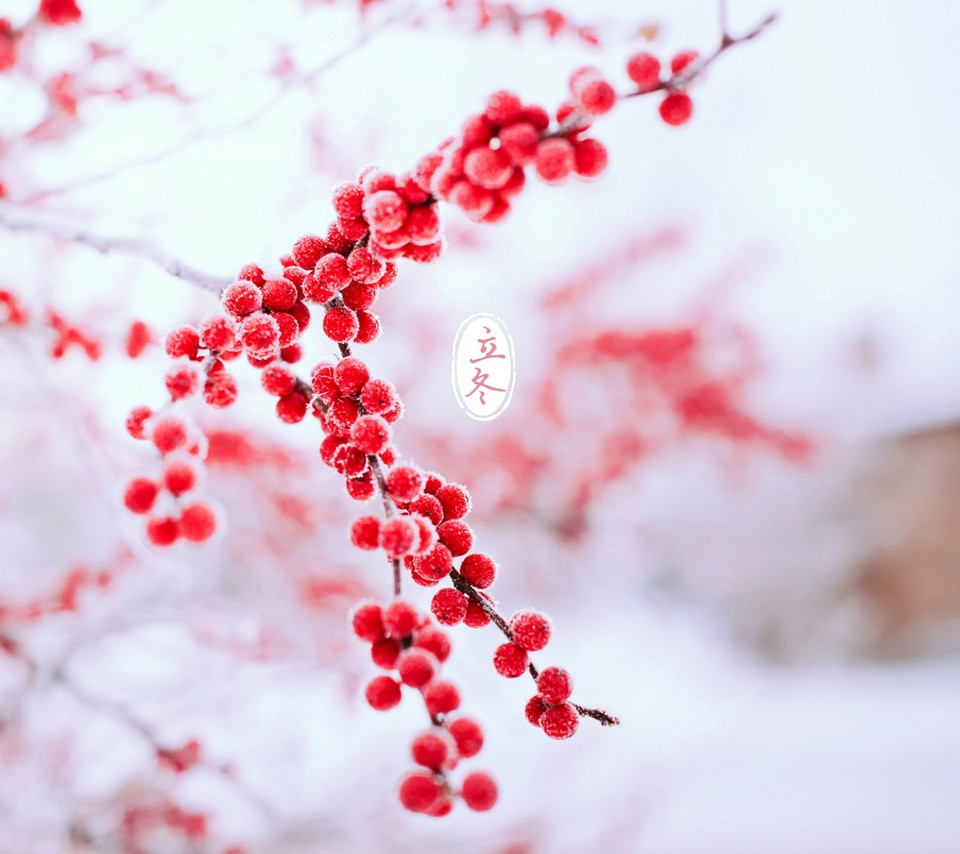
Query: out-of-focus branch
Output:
[[0, 204, 230, 292]]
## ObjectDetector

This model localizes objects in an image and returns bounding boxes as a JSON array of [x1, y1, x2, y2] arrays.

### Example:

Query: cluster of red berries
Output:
[[352, 598, 497, 815], [626, 49, 700, 125], [424, 89, 608, 223], [123, 409, 217, 547]]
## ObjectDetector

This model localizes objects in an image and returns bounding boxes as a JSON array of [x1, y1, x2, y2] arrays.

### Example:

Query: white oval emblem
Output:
[[452, 313, 515, 421]]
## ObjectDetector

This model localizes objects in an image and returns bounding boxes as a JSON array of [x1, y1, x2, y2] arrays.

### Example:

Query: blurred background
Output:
[[1, 0, 959, 850]]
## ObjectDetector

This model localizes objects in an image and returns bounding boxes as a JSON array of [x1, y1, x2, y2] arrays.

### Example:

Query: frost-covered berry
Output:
[[152, 418, 187, 454], [123, 478, 158, 514], [535, 138, 575, 183], [164, 326, 200, 360], [493, 642, 528, 678], [464, 147, 513, 190], [464, 592, 493, 628], [659, 92, 693, 126], [351, 515, 381, 551], [261, 364, 297, 397], [351, 414, 391, 455], [346, 472, 376, 501], [380, 518, 419, 558], [332, 443, 367, 477], [347, 247, 385, 285], [146, 516, 180, 547], [199, 315, 237, 352], [414, 626, 451, 663], [262, 278, 298, 311], [411, 732, 450, 770], [358, 378, 396, 414], [162, 462, 196, 496], [410, 494, 443, 526], [180, 503, 217, 543], [333, 357, 369, 395], [355, 310, 381, 344], [323, 306, 359, 343], [333, 182, 364, 220], [165, 365, 198, 401], [399, 771, 441, 813], [459, 553, 496, 589], [397, 649, 436, 688], [437, 520, 473, 557], [461, 772, 497, 812], [383, 599, 419, 636], [237, 264, 265, 285], [315, 254, 352, 293], [222, 281, 262, 317], [310, 362, 339, 404], [412, 516, 436, 554], [485, 89, 523, 125], [435, 483, 471, 520], [385, 465, 423, 502], [365, 675, 402, 711], [509, 610, 551, 652], [413, 543, 453, 581], [627, 51, 661, 90], [423, 680, 460, 717], [431, 588, 468, 625], [203, 372, 238, 408], [240, 314, 280, 359], [448, 717, 483, 758], [536, 666, 573, 706], [351, 601, 385, 641], [541, 703, 579, 740], [364, 189, 408, 232], [572, 71, 616, 116], [524, 695, 547, 727], [126, 406, 153, 440], [291, 234, 327, 269], [276, 391, 309, 424]]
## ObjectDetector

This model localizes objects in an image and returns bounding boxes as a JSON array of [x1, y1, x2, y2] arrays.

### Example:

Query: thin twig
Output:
[[0, 204, 230, 292]]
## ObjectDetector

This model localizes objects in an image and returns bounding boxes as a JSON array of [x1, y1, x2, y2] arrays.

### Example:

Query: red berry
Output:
[[573, 138, 608, 178], [125, 406, 152, 440], [385, 465, 423, 502], [578, 78, 617, 116], [346, 472, 376, 501], [363, 190, 408, 232], [164, 326, 200, 360], [152, 418, 187, 455], [322, 306, 359, 343], [180, 503, 216, 543], [459, 553, 496, 589], [448, 717, 483, 758], [431, 588, 468, 626], [310, 362, 339, 404], [412, 543, 453, 581], [659, 92, 693, 126], [261, 278, 298, 311], [423, 680, 460, 717], [239, 314, 280, 359], [332, 443, 367, 477], [626, 51, 661, 90], [315, 253, 352, 293], [463, 147, 513, 190], [274, 311, 301, 349], [411, 732, 450, 770], [397, 649, 436, 688], [199, 315, 237, 351], [524, 695, 547, 727], [341, 281, 377, 313], [333, 182, 365, 220], [535, 138, 575, 183], [237, 264, 265, 285], [670, 49, 699, 75], [365, 675, 402, 711], [463, 592, 493, 628], [414, 626, 451, 663], [437, 520, 473, 557], [493, 642, 528, 678], [261, 364, 297, 397], [291, 234, 327, 269], [536, 666, 572, 704], [484, 90, 523, 125], [435, 483, 471, 520], [410, 494, 443, 526], [203, 372, 238, 408], [541, 703, 579, 740], [146, 516, 180, 547], [404, 206, 440, 244], [398, 771, 440, 813], [165, 365, 198, 401], [123, 478, 158, 514], [383, 599, 419, 636], [222, 281, 262, 317], [351, 414, 391, 455], [350, 515, 381, 551], [355, 310, 381, 344], [351, 601, 385, 641], [301, 272, 337, 304], [162, 462, 196, 496], [371, 637, 401, 669], [510, 610, 551, 652], [461, 771, 497, 812], [276, 391, 309, 424], [347, 246, 385, 285], [498, 122, 539, 165]]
